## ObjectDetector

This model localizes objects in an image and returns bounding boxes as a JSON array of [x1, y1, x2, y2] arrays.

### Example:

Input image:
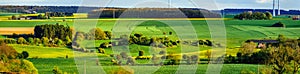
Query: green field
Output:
[[11, 43, 256, 74], [2, 15, 300, 74], [1, 20, 299, 45]]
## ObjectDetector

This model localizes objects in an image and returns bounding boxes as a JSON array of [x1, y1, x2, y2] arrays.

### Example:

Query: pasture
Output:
[[1, 19, 300, 47]]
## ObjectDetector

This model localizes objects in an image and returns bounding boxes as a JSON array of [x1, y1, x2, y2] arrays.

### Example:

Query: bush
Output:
[[169, 32, 173, 35], [120, 52, 128, 59], [21, 60, 38, 74], [100, 42, 110, 48], [28, 37, 34, 45], [159, 50, 166, 55], [271, 22, 285, 27], [134, 33, 143, 38], [138, 50, 144, 56], [135, 56, 151, 60], [53, 66, 63, 74], [191, 55, 199, 64], [89, 28, 107, 40], [17, 37, 27, 44], [21, 51, 29, 59], [98, 48, 105, 54], [165, 54, 181, 65], [126, 57, 135, 65], [182, 54, 192, 64]]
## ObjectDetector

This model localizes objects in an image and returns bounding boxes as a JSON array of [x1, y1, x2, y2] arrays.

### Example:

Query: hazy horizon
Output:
[[0, 0, 299, 10]]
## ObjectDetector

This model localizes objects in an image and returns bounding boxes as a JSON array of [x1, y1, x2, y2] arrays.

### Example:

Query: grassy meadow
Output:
[[10, 45, 262, 74], [1, 13, 300, 73]]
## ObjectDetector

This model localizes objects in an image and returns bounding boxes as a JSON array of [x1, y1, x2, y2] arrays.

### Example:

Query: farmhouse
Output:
[[246, 40, 279, 48], [292, 15, 300, 20], [247, 39, 300, 49]]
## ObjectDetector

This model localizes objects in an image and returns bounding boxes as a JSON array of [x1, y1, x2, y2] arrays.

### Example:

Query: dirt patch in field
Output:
[[0, 27, 34, 35]]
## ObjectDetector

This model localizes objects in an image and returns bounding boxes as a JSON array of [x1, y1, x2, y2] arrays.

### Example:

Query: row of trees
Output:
[[234, 11, 273, 20], [88, 8, 220, 18], [74, 28, 112, 41], [45, 12, 73, 17], [0, 36, 72, 47], [98, 33, 179, 48], [99, 33, 215, 49], [110, 51, 199, 66]]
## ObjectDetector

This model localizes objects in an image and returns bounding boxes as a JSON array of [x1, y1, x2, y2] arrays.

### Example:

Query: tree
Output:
[[98, 48, 105, 54], [278, 34, 286, 43], [17, 37, 27, 44], [268, 47, 293, 74], [52, 66, 63, 74], [41, 37, 49, 45], [56, 39, 64, 46], [191, 55, 199, 64], [126, 57, 135, 65], [265, 12, 273, 20], [272, 22, 285, 28], [11, 15, 17, 20], [0, 43, 18, 59], [89, 28, 107, 40], [28, 37, 34, 45], [104, 31, 112, 39], [120, 52, 128, 59], [37, 14, 43, 19], [21, 51, 29, 59], [65, 36, 72, 45], [21, 60, 38, 74], [234, 12, 270, 20], [240, 41, 256, 55], [205, 50, 212, 63], [290, 48, 300, 74], [266, 38, 300, 74], [99, 42, 110, 48], [33, 38, 41, 45], [138, 50, 144, 56]]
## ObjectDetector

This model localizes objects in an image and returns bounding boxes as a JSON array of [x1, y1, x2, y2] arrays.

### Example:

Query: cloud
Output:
[[256, 0, 272, 3]]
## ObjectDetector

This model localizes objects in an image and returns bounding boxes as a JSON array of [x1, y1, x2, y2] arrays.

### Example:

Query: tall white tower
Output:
[[273, 0, 276, 16], [278, 0, 280, 15]]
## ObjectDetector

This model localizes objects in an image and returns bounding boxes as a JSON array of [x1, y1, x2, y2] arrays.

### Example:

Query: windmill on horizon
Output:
[[273, 0, 281, 16]]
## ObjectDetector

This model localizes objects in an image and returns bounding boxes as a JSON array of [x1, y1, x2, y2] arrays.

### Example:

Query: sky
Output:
[[0, 0, 299, 10]]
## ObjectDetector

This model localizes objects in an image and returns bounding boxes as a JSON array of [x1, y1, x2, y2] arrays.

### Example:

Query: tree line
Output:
[[234, 11, 273, 20], [88, 8, 221, 18]]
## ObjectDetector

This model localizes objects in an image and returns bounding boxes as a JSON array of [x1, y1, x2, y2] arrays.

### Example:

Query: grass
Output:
[[8, 35, 255, 74], [12, 44, 74, 58], [27, 58, 263, 74]]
